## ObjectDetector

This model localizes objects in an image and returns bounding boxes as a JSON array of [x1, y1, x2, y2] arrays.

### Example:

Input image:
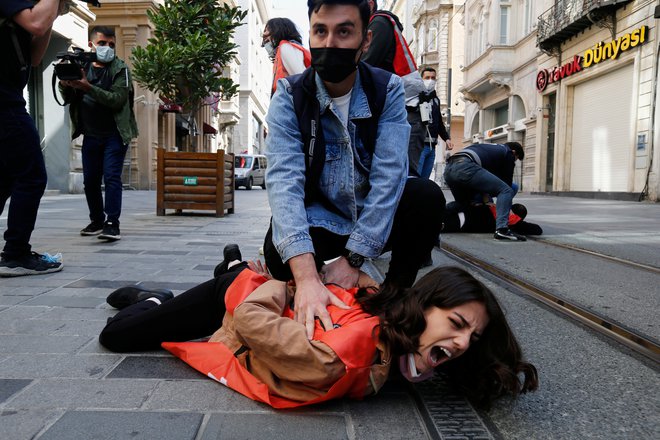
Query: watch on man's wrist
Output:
[[346, 251, 365, 268]]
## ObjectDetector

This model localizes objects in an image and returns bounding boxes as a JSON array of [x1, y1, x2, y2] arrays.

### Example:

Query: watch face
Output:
[[347, 252, 364, 268]]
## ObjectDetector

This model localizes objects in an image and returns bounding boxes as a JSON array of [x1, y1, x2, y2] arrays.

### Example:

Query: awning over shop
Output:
[[203, 122, 217, 135], [159, 97, 182, 113]]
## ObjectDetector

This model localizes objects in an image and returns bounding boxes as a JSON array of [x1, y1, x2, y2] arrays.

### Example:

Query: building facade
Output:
[[536, 0, 658, 201], [28, 0, 243, 192], [234, 0, 272, 156], [460, 0, 540, 191], [412, 0, 465, 181]]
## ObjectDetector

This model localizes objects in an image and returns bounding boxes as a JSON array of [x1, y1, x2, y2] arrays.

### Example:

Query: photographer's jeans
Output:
[[82, 133, 128, 225], [417, 143, 436, 179], [0, 107, 47, 259]]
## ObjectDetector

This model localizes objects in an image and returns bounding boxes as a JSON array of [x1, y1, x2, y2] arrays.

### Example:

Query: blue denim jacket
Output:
[[265, 70, 410, 262]]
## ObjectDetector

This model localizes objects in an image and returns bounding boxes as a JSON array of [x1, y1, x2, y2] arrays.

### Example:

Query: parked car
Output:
[[234, 154, 267, 190]]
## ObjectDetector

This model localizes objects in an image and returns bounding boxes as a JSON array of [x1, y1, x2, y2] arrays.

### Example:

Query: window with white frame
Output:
[[427, 19, 438, 52], [418, 23, 426, 55], [522, 0, 534, 35], [478, 15, 486, 53], [499, 2, 510, 45]]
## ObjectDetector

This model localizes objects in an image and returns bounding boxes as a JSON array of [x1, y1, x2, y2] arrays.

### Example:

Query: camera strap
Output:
[[51, 70, 67, 106]]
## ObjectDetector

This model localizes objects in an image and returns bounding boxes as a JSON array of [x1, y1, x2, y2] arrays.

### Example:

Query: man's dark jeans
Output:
[[82, 133, 128, 225], [444, 157, 514, 230], [0, 106, 47, 259], [264, 177, 445, 288]]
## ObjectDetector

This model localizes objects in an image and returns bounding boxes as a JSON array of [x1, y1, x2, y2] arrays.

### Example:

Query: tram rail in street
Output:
[[530, 237, 660, 275], [440, 242, 660, 365]]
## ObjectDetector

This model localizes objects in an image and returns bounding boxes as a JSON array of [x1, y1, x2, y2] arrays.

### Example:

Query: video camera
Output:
[[54, 47, 96, 80]]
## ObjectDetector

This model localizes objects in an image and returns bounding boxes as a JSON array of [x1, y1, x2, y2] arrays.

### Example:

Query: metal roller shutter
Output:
[[569, 64, 633, 191]]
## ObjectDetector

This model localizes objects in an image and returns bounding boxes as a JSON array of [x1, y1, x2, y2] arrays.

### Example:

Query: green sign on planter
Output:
[[183, 176, 198, 186]]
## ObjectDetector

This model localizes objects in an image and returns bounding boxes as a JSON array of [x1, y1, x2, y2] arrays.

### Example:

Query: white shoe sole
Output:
[[98, 234, 121, 241], [81, 231, 102, 236], [0, 264, 63, 277]]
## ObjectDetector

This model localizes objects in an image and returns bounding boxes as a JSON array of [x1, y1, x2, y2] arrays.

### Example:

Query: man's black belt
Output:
[[406, 105, 419, 113]]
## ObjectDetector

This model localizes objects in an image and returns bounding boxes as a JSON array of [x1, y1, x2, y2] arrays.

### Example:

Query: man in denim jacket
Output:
[[263, 0, 445, 337]]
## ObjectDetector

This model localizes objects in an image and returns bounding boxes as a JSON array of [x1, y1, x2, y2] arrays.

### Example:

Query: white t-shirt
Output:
[[331, 90, 352, 127]]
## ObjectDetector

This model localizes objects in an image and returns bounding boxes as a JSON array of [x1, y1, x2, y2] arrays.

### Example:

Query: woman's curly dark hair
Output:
[[355, 266, 538, 409], [265, 18, 303, 47]]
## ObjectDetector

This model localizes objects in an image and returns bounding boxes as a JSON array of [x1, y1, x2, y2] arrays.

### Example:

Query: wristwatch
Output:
[[346, 251, 365, 268]]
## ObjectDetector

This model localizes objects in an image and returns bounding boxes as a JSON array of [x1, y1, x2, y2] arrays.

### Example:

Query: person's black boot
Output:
[[214, 244, 242, 278], [106, 285, 174, 309]]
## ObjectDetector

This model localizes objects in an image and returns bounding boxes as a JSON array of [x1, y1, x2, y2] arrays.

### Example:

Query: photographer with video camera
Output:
[[0, 0, 68, 277], [59, 25, 138, 242]]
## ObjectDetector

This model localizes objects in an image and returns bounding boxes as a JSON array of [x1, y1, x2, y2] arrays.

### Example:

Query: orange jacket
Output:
[[487, 204, 523, 225], [163, 270, 389, 408], [370, 12, 418, 76], [272, 40, 311, 95]]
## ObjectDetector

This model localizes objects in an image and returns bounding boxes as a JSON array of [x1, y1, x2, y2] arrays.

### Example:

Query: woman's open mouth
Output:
[[429, 346, 452, 367]]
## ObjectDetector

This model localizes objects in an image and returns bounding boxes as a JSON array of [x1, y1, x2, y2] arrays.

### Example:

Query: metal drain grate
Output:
[[412, 375, 494, 440]]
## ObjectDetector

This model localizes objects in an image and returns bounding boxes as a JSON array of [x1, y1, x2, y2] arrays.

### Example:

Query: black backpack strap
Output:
[[2, 20, 29, 73], [290, 67, 326, 206], [354, 62, 392, 154]]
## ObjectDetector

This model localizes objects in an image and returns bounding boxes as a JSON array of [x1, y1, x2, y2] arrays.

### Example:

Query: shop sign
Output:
[[537, 26, 648, 92]]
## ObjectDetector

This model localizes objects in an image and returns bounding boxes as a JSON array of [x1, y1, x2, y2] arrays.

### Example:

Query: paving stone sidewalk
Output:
[[0, 190, 436, 440]]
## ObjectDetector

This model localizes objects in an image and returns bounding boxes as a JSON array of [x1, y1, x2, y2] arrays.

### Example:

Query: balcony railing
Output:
[[537, 0, 633, 53]]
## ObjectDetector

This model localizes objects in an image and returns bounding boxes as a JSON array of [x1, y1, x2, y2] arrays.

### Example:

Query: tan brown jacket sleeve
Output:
[[232, 280, 346, 393]]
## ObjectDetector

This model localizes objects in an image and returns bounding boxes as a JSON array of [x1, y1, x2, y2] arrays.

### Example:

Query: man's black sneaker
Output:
[[80, 221, 104, 236], [99, 222, 121, 241], [494, 228, 527, 241], [214, 244, 242, 278], [106, 285, 174, 310], [0, 252, 63, 277]]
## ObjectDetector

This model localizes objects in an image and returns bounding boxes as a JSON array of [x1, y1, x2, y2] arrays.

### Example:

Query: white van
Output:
[[234, 154, 267, 190]]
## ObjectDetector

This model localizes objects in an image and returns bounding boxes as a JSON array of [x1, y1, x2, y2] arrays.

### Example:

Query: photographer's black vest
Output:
[[288, 62, 392, 208]]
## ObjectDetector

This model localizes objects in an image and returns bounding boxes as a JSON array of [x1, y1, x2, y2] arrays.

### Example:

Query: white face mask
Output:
[[263, 41, 276, 59], [398, 353, 435, 383], [423, 79, 436, 91], [94, 44, 115, 64]]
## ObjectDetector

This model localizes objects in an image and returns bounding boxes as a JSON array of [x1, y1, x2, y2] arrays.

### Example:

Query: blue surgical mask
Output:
[[94, 44, 115, 64], [263, 41, 276, 59]]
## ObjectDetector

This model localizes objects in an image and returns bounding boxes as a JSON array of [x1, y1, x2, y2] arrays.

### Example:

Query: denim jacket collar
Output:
[[314, 71, 372, 121]]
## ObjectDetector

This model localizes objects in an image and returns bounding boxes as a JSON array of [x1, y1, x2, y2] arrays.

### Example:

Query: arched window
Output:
[[512, 95, 526, 121]]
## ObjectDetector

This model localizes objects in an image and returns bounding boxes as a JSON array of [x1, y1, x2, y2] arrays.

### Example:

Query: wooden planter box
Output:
[[157, 149, 234, 217]]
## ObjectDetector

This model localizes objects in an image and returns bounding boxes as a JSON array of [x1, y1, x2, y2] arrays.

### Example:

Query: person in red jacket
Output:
[[99, 245, 537, 409], [262, 17, 311, 96]]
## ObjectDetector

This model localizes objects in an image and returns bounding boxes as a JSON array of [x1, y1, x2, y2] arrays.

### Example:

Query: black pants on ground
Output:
[[99, 263, 248, 352], [264, 178, 445, 288]]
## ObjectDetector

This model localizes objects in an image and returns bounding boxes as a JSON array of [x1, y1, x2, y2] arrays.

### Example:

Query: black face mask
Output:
[[311, 47, 360, 83]]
